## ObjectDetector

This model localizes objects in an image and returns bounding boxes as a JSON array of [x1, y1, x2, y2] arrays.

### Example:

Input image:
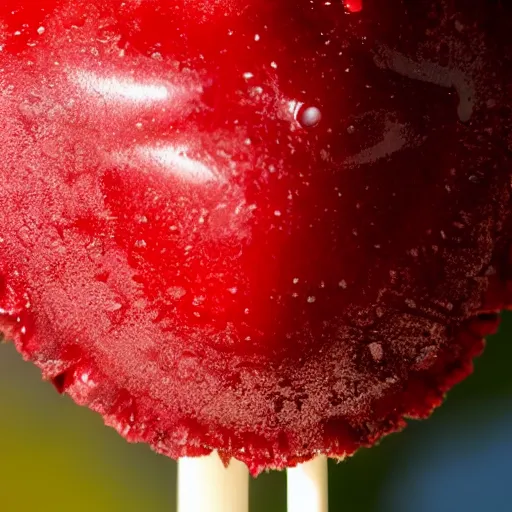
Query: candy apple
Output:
[[0, 0, 511, 474]]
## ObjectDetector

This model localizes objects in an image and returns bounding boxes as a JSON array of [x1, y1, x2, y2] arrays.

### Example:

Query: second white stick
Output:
[[287, 455, 329, 512]]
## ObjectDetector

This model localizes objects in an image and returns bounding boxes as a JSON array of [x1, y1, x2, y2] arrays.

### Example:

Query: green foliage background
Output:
[[1, 312, 510, 512]]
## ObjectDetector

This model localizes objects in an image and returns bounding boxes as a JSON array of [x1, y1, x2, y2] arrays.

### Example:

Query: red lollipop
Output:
[[0, 0, 511, 487]]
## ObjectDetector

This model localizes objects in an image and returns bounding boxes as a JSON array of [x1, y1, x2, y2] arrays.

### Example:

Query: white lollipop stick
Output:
[[287, 455, 329, 512], [177, 451, 249, 512]]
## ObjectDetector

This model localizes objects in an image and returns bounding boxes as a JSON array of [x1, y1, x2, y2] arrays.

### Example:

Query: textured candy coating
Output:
[[0, 1, 511, 474]]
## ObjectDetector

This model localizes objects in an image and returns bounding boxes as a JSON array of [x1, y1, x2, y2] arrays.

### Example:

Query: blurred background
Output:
[[1, 312, 511, 512]]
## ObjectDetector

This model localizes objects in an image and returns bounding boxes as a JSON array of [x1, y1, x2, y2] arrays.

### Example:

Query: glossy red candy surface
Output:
[[0, 0, 511, 474]]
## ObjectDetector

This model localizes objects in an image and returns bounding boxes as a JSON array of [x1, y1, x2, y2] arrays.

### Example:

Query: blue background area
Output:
[[382, 403, 512, 512]]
